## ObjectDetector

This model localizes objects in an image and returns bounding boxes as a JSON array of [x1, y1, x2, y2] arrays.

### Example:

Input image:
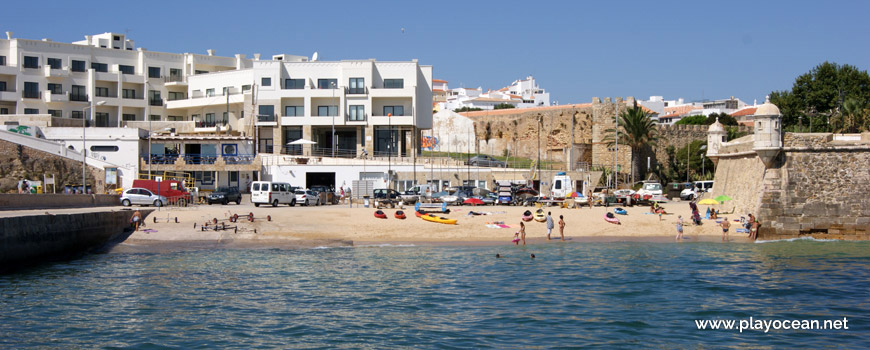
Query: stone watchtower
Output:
[[706, 117, 727, 166], [753, 96, 783, 168]]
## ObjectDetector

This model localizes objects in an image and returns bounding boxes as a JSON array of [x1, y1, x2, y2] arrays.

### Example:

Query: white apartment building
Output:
[[441, 75, 550, 111], [639, 96, 749, 125], [0, 32, 433, 192]]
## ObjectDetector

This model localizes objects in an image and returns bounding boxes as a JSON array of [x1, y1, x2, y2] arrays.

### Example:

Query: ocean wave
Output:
[[755, 236, 843, 244], [354, 243, 417, 248]]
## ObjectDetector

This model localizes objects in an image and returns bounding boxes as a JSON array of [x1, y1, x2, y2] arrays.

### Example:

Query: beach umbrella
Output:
[[287, 139, 317, 145], [463, 198, 484, 206], [714, 195, 733, 203], [567, 192, 581, 198], [698, 198, 718, 205]]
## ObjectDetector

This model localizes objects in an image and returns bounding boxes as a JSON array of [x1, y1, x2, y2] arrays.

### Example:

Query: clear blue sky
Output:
[[5, 0, 869, 105]]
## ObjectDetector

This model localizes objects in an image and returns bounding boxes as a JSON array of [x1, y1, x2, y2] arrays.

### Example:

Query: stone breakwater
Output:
[[0, 209, 152, 271]]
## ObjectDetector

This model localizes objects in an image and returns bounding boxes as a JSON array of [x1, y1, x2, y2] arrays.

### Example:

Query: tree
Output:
[[705, 112, 737, 126], [770, 62, 870, 132], [674, 115, 707, 125], [454, 106, 483, 113], [831, 97, 868, 133], [604, 106, 659, 184], [493, 103, 515, 110]]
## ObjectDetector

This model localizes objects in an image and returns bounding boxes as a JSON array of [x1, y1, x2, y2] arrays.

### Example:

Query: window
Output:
[[383, 106, 404, 116], [113, 35, 121, 41], [0, 56, 5, 66], [123, 89, 136, 99], [284, 106, 303, 116], [91, 62, 108, 72], [0, 81, 5, 91], [24, 108, 39, 114], [318, 105, 338, 116], [148, 66, 161, 78], [95, 112, 110, 127], [348, 78, 365, 94], [122, 114, 136, 121], [348, 105, 365, 121], [168, 115, 183, 121], [242, 85, 251, 92], [48, 109, 62, 118], [47, 83, 62, 95], [384, 79, 404, 89], [0, 108, 8, 114], [283, 126, 303, 155], [71, 85, 87, 101], [71, 111, 83, 119], [95, 87, 109, 97], [318, 79, 337, 89], [91, 145, 119, 152], [119, 65, 134, 75], [195, 171, 214, 185], [261, 77, 271, 87], [258, 105, 275, 121], [150, 115, 161, 121], [24, 82, 39, 98], [23, 56, 39, 69], [284, 78, 304, 89], [168, 91, 184, 101], [149, 90, 162, 106], [205, 113, 215, 125], [222, 112, 229, 123], [169, 68, 182, 80], [222, 87, 229, 96], [206, 88, 215, 97], [71, 60, 86, 72], [47, 58, 62, 70]]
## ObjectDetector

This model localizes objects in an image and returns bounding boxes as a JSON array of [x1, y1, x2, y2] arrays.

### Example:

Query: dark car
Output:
[[207, 186, 242, 205], [373, 188, 401, 200], [465, 155, 506, 168]]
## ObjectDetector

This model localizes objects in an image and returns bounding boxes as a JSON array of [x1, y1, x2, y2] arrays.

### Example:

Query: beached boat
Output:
[[521, 210, 533, 222], [421, 213, 457, 225], [614, 208, 627, 215], [374, 210, 387, 219], [534, 209, 546, 222], [395, 210, 406, 219], [604, 212, 621, 224]]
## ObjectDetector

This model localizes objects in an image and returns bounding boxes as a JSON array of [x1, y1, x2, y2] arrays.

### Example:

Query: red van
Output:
[[132, 179, 192, 206]]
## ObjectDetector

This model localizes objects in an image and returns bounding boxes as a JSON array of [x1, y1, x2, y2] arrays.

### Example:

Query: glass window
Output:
[[24, 82, 39, 98], [0, 56, 6, 66], [205, 113, 215, 125], [284, 79, 304, 89], [349, 105, 365, 121], [349, 78, 365, 94], [91, 62, 108, 72], [384, 79, 404, 88], [242, 85, 251, 91], [318, 106, 338, 116], [261, 77, 271, 87], [206, 88, 215, 97], [48, 109, 62, 118], [222, 87, 229, 95], [23, 56, 39, 68], [149, 90, 161, 102], [71, 60, 86, 72], [47, 83, 62, 95], [71, 85, 87, 101], [168, 91, 184, 100], [318, 79, 337, 89], [259, 105, 275, 121], [24, 108, 39, 114], [150, 115, 161, 121], [95, 112, 110, 127], [284, 106, 303, 117], [148, 66, 161, 78], [122, 114, 136, 121], [123, 89, 136, 99], [95, 87, 109, 97], [71, 111, 83, 119], [47, 58, 62, 69], [283, 126, 303, 155], [384, 106, 404, 116], [168, 115, 183, 121], [119, 65, 134, 74], [0, 81, 6, 91], [169, 68, 182, 80]]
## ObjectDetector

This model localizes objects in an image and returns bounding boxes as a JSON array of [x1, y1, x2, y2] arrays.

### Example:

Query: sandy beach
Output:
[[125, 199, 752, 247]]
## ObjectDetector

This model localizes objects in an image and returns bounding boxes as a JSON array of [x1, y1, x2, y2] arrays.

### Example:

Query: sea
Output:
[[1, 238, 868, 349]]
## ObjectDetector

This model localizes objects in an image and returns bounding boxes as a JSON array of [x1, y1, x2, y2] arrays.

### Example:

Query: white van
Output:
[[251, 181, 297, 207], [550, 172, 575, 198]]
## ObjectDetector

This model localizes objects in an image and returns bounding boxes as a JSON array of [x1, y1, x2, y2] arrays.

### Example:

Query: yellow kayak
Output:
[[534, 209, 546, 222], [421, 213, 458, 225]]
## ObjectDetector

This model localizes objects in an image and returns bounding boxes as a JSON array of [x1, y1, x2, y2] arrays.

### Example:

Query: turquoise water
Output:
[[2, 239, 869, 349]]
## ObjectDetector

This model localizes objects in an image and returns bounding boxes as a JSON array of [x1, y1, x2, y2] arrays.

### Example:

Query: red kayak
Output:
[[395, 210, 406, 219], [374, 210, 387, 219], [415, 210, 425, 217]]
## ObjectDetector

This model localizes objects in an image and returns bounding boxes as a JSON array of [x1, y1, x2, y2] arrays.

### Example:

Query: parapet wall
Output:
[[0, 194, 120, 211]]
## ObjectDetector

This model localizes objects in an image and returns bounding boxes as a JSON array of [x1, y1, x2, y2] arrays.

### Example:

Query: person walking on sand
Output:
[[518, 221, 526, 246], [676, 215, 684, 241], [546, 212, 554, 240], [558, 215, 566, 241], [131, 210, 143, 231], [720, 217, 730, 242]]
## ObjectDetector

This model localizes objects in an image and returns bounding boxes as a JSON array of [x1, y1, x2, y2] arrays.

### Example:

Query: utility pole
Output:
[[613, 100, 619, 190], [146, 80, 151, 178]]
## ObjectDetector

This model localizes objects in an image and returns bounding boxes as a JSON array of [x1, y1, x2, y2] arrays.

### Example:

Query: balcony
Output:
[[164, 75, 186, 86], [142, 153, 259, 170], [43, 66, 69, 78], [345, 86, 368, 95], [44, 91, 70, 103], [0, 90, 20, 101], [346, 113, 367, 122], [70, 94, 89, 102], [149, 98, 164, 107], [22, 91, 41, 99], [257, 114, 277, 126]]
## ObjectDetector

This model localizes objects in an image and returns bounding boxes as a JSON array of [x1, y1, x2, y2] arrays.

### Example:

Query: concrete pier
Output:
[[0, 208, 152, 272]]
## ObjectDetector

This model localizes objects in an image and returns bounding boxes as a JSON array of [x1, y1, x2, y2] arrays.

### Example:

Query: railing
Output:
[[149, 98, 164, 106], [257, 114, 276, 122], [145, 154, 179, 164], [195, 120, 228, 128], [224, 154, 256, 165], [70, 94, 89, 102], [281, 145, 303, 156], [183, 153, 218, 165], [345, 86, 368, 95], [346, 113, 367, 122], [311, 146, 359, 158], [23, 91, 41, 99], [165, 75, 184, 83], [144, 153, 256, 165]]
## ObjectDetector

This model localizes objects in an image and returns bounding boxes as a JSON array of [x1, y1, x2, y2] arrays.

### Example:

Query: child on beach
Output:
[[676, 215, 684, 240], [512, 231, 521, 245], [720, 217, 730, 242], [558, 215, 565, 241]]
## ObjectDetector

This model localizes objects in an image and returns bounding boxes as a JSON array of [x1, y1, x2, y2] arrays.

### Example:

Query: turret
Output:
[[706, 117, 727, 165], [753, 96, 782, 168]]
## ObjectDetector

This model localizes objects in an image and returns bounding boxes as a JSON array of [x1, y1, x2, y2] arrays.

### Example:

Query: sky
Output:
[[5, 0, 869, 105]]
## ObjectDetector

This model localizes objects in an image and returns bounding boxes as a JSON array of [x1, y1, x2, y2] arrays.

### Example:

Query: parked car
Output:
[[636, 182, 664, 197], [430, 191, 449, 203], [465, 155, 506, 168], [120, 188, 167, 207], [207, 187, 242, 205], [310, 185, 336, 204], [251, 181, 297, 207], [295, 189, 321, 206], [680, 180, 714, 200]]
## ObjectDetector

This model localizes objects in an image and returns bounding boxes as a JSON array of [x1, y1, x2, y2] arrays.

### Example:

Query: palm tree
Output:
[[837, 98, 867, 133], [604, 105, 659, 184]]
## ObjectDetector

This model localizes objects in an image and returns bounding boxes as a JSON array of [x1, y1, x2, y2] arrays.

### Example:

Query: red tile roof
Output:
[[433, 79, 448, 83], [663, 105, 702, 116], [459, 103, 594, 117], [730, 107, 757, 118]]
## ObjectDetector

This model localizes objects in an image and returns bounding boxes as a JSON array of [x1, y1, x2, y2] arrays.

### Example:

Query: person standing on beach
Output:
[[676, 215, 684, 241], [558, 215, 565, 241], [131, 210, 142, 231], [720, 217, 730, 242], [546, 212, 554, 240], [750, 219, 759, 240], [519, 221, 526, 246]]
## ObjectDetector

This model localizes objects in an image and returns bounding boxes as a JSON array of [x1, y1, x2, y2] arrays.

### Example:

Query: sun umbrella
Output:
[[463, 198, 484, 206], [698, 198, 718, 205], [567, 192, 581, 198], [288, 139, 317, 145], [714, 195, 733, 203]]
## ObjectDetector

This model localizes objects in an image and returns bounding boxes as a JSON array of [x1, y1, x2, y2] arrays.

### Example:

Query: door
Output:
[[228, 171, 239, 189]]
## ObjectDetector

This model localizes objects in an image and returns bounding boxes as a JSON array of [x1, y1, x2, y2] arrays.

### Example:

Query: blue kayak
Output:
[[614, 208, 627, 215]]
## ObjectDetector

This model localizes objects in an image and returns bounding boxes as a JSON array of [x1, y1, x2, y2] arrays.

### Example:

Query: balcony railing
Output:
[[346, 113, 367, 122], [224, 154, 256, 165], [23, 91, 41, 99], [345, 86, 368, 95], [165, 75, 184, 83], [195, 120, 228, 128], [257, 114, 276, 122], [70, 94, 89, 102], [149, 98, 164, 106], [311, 146, 360, 158]]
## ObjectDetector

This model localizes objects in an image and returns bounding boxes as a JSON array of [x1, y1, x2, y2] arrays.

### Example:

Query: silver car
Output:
[[120, 188, 167, 207]]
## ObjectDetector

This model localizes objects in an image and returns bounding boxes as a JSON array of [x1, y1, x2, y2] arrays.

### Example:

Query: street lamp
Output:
[[82, 100, 107, 194], [699, 145, 707, 180]]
